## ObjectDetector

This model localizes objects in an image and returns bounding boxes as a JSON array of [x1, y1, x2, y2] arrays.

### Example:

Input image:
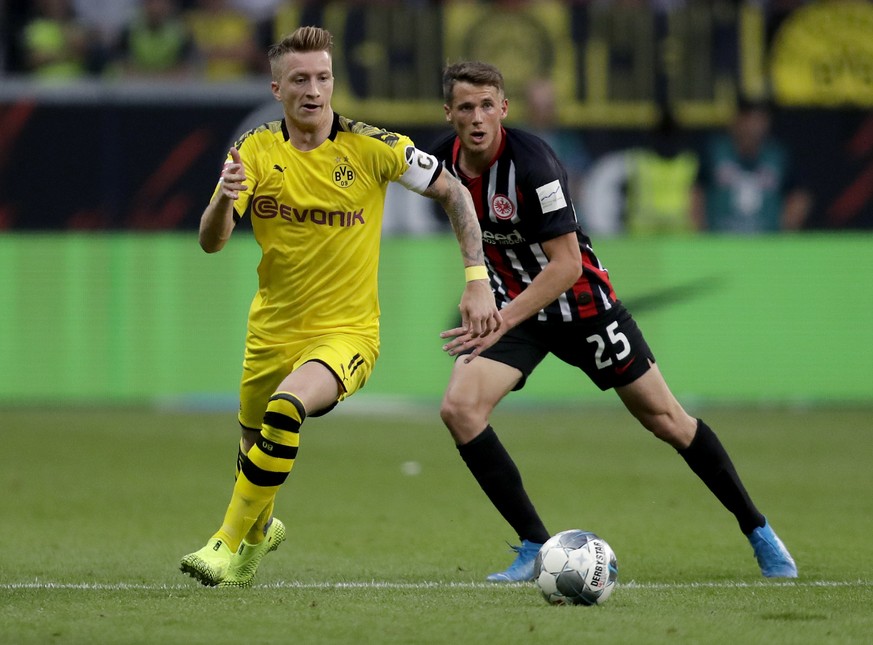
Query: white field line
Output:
[[2, 580, 870, 592]]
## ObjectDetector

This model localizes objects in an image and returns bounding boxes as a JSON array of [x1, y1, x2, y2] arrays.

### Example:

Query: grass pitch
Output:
[[1, 403, 871, 644]]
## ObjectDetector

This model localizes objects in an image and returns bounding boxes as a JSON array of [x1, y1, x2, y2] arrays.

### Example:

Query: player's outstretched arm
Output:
[[424, 171, 501, 337], [441, 232, 582, 361], [199, 147, 248, 253]]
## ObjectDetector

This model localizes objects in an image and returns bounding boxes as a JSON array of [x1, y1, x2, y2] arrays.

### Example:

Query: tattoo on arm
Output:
[[428, 174, 485, 267]]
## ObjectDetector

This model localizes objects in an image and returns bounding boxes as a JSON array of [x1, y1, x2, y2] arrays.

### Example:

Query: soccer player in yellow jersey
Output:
[[179, 26, 500, 587]]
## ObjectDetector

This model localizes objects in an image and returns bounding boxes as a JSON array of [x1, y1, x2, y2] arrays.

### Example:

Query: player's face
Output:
[[271, 50, 334, 133], [444, 82, 508, 158]]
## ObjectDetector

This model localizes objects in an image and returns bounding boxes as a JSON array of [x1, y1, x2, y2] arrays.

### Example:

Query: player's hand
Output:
[[219, 147, 248, 200], [440, 317, 506, 363], [458, 279, 501, 339]]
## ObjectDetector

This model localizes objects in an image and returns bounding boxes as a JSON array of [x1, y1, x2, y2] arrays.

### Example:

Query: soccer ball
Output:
[[534, 529, 618, 606]]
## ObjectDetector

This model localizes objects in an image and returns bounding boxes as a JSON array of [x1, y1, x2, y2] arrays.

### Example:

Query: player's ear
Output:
[[271, 81, 281, 101], [501, 98, 509, 119], [443, 104, 451, 122]]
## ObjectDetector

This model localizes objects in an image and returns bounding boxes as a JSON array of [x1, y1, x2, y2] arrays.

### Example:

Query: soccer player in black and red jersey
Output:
[[431, 61, 797, 582]]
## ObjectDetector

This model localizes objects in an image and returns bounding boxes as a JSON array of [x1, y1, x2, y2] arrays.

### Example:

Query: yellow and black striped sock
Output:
[[213, 392, 305, 551], [235, 438, 276, 544]]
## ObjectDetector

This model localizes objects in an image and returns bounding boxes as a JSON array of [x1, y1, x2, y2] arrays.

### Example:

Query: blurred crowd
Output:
[[575, 94, 811, 236], [0, 0, 819, 81], [489, 78, 812, 236], [0, 0, 818, 234], [1, 0, 284, 81]]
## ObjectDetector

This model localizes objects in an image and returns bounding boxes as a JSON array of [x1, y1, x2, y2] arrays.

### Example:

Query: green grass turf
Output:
[[1, 404, 872, 644]]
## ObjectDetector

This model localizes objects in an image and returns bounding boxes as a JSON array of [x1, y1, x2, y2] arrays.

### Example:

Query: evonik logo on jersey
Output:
[[252, 196, 365, 227]]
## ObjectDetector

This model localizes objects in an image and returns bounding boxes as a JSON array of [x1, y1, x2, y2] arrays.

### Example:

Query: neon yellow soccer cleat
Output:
[[179, 537, 234, 587], [218, 518, 287, 588]]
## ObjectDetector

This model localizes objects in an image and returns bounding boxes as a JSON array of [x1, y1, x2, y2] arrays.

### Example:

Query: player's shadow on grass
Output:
[[622, 275, 727, 315]]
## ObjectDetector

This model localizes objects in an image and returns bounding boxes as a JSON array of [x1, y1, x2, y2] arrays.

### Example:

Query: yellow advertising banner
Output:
[[771, 0, 873, 106], [442, 0, 576, 103]]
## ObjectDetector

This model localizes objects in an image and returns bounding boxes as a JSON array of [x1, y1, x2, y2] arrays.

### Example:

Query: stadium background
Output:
[[1, 0, 872, 406]]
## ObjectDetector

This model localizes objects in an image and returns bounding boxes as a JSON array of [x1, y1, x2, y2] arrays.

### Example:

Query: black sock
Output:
[[457, 425, 551, 544], [678, 419, 766, 535]]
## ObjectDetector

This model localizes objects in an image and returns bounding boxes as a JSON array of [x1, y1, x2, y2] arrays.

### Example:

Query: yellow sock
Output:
[[213, 392, 305, 552], [245, 500, 275, 545], [236, 438, 274, 544]]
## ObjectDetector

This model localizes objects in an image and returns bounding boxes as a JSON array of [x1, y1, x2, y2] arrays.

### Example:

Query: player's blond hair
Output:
[[268, 26, 334, 79], [442, 61, 505, 105]]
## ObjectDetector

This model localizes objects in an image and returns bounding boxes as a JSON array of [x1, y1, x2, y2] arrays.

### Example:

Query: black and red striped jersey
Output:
[[429, 127, 618, 321]]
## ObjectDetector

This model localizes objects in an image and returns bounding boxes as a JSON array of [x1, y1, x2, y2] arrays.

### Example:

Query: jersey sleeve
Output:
[[369, 129, 440, 193], [521, 139, 580, 242], [210, 129, 260, 221]]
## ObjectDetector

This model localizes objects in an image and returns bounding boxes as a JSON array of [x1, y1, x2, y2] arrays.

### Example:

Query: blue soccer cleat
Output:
[[748, 520, 798, 578], [486, 540, 543, 583]]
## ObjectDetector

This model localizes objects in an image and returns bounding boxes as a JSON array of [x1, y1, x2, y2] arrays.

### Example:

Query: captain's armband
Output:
[[397, 146, 440, 193]]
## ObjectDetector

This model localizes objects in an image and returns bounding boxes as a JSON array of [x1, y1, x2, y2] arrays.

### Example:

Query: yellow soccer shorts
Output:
[[237, 329, 379, 430]]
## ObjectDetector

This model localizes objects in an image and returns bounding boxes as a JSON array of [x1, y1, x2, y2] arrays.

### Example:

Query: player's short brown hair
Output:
[[442, 61, 505, 105]]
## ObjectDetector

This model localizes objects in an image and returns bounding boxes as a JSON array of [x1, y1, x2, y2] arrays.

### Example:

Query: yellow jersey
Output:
[[215, 113, 439, 342]]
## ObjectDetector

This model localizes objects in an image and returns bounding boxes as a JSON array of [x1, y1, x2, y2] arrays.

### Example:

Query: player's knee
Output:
[[439, 396, 462, 429], [439, 393, 480, 432], [260, 392, 306, 442], [440, 404, 485, 446]]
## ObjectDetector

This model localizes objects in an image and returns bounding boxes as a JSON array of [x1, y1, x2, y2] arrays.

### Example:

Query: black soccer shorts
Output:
[[477, 301, 655, 391]]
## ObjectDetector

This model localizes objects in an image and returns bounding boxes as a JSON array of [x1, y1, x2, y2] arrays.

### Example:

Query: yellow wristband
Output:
[[464, 265, 489, 282]]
